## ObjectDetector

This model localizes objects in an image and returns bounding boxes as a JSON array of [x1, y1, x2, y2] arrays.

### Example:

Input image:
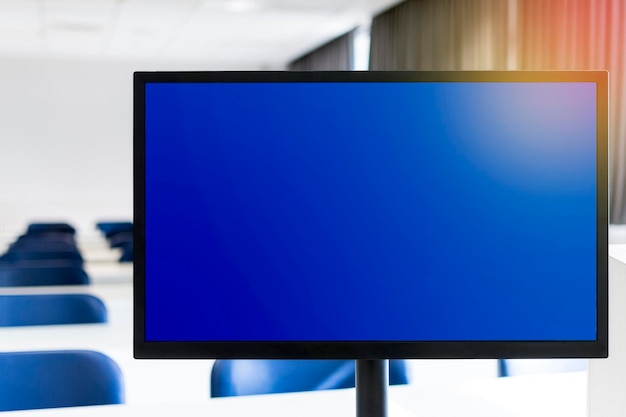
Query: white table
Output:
[[84, 262, 133, 284], [0, 284, 585, 414], [0, 371, 587, 417], [0, 271, 592, 415]]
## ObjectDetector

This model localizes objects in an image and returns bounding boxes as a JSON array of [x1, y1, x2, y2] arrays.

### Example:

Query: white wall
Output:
[[0, 54, 259, 235]]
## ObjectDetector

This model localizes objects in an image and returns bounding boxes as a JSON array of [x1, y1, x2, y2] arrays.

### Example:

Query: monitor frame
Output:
[[134, 70, 608, 360]]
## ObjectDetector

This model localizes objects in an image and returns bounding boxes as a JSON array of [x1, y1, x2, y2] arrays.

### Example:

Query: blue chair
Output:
[[0, 294, 107, 326], [498, 359, 588, 377], [0, 261, 89, 286], [1, 224, 83, 264], [8, 240, 78, 252], [95, 222, 133, 263], [0, 225, 81, 266], [0, 350, 124, 411], [107, 232, 133, 249], [96, 222, 133, 239], [0, 249, 83, 264], [118, 241, 133, 263], [26, 223, 76, 236], [15, 233, 77, 246], [210, 359, 410, 397]]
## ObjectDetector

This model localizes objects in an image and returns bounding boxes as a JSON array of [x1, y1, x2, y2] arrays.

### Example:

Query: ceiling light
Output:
[[224, 0, 260, 13]]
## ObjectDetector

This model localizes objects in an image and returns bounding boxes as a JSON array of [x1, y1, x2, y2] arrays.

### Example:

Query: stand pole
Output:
[[356, 359, 388, 417]]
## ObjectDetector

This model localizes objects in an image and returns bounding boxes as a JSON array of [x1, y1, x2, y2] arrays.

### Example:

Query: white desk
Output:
[[0, 372, 587, 417], [0, 269, 590, 415], [84, 262, 133, 284], [0, 284, 586, 414]]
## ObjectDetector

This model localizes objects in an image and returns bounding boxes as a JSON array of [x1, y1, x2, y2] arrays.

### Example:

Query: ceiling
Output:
[[0, 0, 401, 68]]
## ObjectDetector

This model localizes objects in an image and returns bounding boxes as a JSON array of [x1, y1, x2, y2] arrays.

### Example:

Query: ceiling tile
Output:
[[0, 0, 403, 65]]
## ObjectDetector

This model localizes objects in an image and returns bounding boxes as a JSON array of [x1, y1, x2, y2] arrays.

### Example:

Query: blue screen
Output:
[[144, 81, 597, 342]]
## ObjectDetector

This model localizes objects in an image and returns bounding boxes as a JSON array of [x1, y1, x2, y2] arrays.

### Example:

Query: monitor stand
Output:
[[356, 359, 388, 417]]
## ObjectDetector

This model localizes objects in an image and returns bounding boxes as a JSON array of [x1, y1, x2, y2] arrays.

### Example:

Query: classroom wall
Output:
[[0, 54, 259, 235]]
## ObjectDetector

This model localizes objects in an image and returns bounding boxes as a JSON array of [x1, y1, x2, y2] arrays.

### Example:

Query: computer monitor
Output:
[[134, 71, 608, 415]]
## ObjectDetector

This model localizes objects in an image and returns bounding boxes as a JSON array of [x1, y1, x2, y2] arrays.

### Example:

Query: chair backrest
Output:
[[26, 223, 76, 236], [210, 359, 410, 397], [107, 232, 133, 249], [0, 250, 83, 264], [0, 350, 124, 411], [498, 358, 588, 377], [15, 233, 77, 245], [119, 241, 133, 263], [9, 240, 78, 252], [96, 222, 133, 238], [0, 294, 107, 326], [0, 261, 90, 287]]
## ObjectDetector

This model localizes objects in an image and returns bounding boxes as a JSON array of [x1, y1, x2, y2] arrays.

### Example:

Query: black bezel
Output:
[[134, 71, 608, 360]]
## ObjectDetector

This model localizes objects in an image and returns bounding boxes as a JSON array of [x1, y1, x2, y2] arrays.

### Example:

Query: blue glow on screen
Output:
[[144, 81, 597, 342]]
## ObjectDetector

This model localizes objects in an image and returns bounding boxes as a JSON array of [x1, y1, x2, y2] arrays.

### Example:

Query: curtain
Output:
[[369, 0, 511, 70], [369, 0, 626, 223], [288, 30, 355, 71], [515, 0, 626, 223]]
